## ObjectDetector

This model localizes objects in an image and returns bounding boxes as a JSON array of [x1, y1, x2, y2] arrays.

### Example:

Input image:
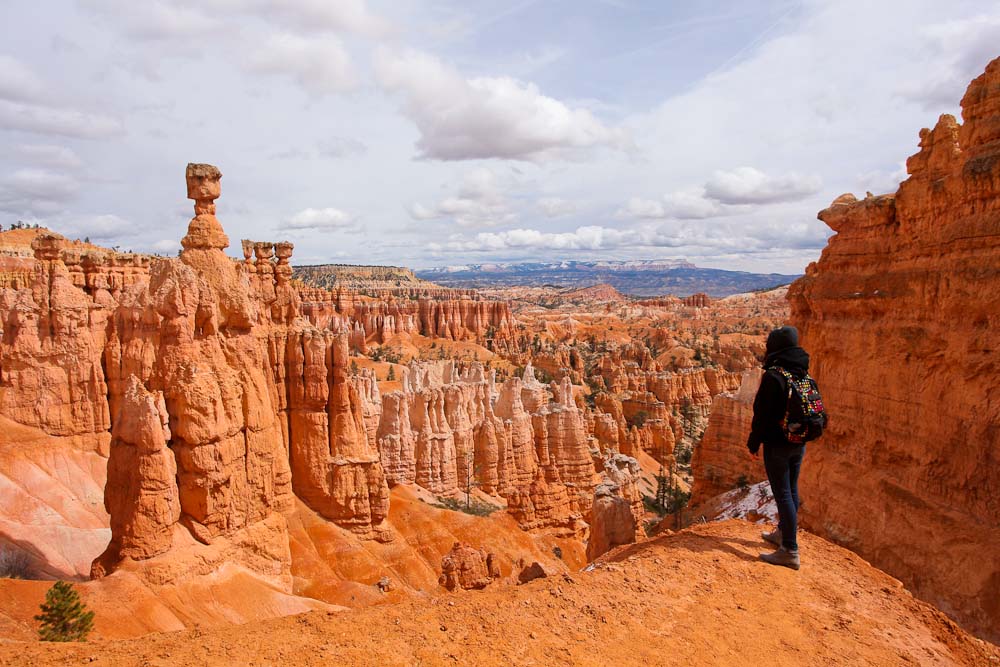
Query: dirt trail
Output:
[[1, 521, 996, 667]]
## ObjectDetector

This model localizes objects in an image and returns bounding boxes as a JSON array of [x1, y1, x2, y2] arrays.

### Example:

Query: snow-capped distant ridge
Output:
[[415, 257, 800, 298], [421, 258, 697, 274]]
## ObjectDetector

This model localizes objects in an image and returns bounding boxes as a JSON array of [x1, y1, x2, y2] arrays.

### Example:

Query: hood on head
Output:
[[765, 345, 810, 374], [766, 326, 799, 356]]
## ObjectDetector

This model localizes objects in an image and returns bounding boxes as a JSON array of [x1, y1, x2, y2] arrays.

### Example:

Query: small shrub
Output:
[[35, 581, 94, 642], [736, 474, 749, 490], [552, 545, 563, 560], [387, 366, 396, 381], [432, 496, 498, 517], [643, 495, 667, 517], [626, 410, 649, 429], [0, 547, 32, 579]]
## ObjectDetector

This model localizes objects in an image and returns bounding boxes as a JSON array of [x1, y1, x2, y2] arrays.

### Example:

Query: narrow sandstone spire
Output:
[[181, 163, 228, 251]]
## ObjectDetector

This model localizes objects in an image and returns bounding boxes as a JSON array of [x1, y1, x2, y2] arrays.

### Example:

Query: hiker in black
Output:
[[747, 325, 809, 570]]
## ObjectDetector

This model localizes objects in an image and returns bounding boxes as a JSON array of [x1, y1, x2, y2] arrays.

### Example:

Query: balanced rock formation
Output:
[[789, 58, 1000, 642], [92, 164, 392, 584]]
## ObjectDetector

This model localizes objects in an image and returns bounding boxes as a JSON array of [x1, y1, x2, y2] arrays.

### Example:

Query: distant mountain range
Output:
[[416, 259, 800, 297]]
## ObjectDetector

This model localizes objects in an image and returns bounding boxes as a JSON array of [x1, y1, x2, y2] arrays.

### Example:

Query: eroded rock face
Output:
[[92, 377, 179, 576], [285, 330, 390, 541], [92, 164, 390, 583], [0, 232, 112, 452], [438, 541, 501, 591], [689, 370, 764, 506], [297, 290, 515, 351], [375, 361, 594, 536], [789, 58, 1000, 643], [586, 453, 644, 561]]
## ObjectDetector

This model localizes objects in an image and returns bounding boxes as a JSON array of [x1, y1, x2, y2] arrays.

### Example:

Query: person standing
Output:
[[747, 325, 812, 570]]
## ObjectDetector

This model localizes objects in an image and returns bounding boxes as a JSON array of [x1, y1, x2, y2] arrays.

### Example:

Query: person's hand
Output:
[[747, 448, 760, 461]]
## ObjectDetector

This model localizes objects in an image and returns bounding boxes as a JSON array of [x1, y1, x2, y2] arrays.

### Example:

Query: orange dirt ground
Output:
[[1, 520, 995, 667]]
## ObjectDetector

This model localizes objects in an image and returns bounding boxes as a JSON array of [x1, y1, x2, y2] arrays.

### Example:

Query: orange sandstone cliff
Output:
[[789, 57, 1000, 643], [689, 369, 765, 506]]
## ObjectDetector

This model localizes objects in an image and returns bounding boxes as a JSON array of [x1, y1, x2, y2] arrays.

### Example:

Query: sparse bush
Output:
[[736, 474, 749, 490], [0, 546, 32, 579], [432, 496, 498, 517], [627, 410, 649, 429], [387, 366, 396, 381], [643, 494, 667, 517], [35, 581, 94, 642]]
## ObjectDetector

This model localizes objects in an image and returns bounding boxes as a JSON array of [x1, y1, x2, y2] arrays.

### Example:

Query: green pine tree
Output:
[[35, 581, 94, 642], [387, 365, 396, 381]]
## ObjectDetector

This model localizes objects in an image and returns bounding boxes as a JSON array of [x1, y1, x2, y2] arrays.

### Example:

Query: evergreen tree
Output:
[[35, 581, 94, 642], [387, 365, 396, 381]]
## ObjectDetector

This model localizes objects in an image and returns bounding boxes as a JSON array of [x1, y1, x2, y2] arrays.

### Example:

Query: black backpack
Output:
[[770, 367, 827, 444]]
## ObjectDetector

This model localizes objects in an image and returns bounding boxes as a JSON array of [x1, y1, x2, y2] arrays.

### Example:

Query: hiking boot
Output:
[[762, 527, 782, 546], [760, 546, 800, 570]]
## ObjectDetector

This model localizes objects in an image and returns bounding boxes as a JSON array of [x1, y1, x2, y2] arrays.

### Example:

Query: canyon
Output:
[[0, 53, 996, 667], [1, 162, 773, 621]]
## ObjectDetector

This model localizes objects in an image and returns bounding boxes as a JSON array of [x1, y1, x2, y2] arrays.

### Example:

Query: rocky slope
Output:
[[2, 521, 995, 667], [0, 164, 644, 604], [789, 57, 1000, 643]]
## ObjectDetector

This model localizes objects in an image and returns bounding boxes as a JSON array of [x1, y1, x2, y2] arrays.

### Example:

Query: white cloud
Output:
[[0, 168, 81, 215], [239, 0, 393, 38], [855, 162, 908, 196], [150, 239, 180, 254], [59, 214, 138, 242], [269, 137, 367, 161], [3, 169, 80, 201], [538, 197, 577, 218], [622, 187, 733, 220], [702, 167, 822, 205], [0, 55, 45, 102], [431, 225, 637, 253], [15, 145, 83, 169], [621, 197, 667, 219], [619, 168, 814, 221], [428, 215, 831, 261], [409, 168, 515, 227], [248, 33, 357, 95], [375, 48, 629, 161], [0, 99, 123, 139], [896, 14, 1000, 109], [282, 207, 355, 231], [80, 0, 216, 40]]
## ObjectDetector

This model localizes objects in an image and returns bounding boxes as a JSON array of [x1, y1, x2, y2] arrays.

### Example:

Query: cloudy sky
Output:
[[1, 1, 997, 272]]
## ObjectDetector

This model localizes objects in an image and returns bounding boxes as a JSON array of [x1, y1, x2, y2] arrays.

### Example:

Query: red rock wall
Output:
[[689, 370, 764, 506], [789, 58, 1000, 643], [297, 290, 515, 349]]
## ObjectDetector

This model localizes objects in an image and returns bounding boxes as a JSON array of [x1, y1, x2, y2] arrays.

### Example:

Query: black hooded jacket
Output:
[[746, 346, 810, 454]]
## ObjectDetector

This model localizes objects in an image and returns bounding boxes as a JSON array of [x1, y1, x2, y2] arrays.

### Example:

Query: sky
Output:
[[0, 1, 998, 273]]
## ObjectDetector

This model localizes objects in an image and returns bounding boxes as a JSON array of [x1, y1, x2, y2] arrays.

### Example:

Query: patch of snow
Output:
[[714, 481, 777, 524]]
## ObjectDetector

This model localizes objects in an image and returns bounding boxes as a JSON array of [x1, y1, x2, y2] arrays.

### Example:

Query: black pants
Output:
[[763, 444, 806, 551]]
